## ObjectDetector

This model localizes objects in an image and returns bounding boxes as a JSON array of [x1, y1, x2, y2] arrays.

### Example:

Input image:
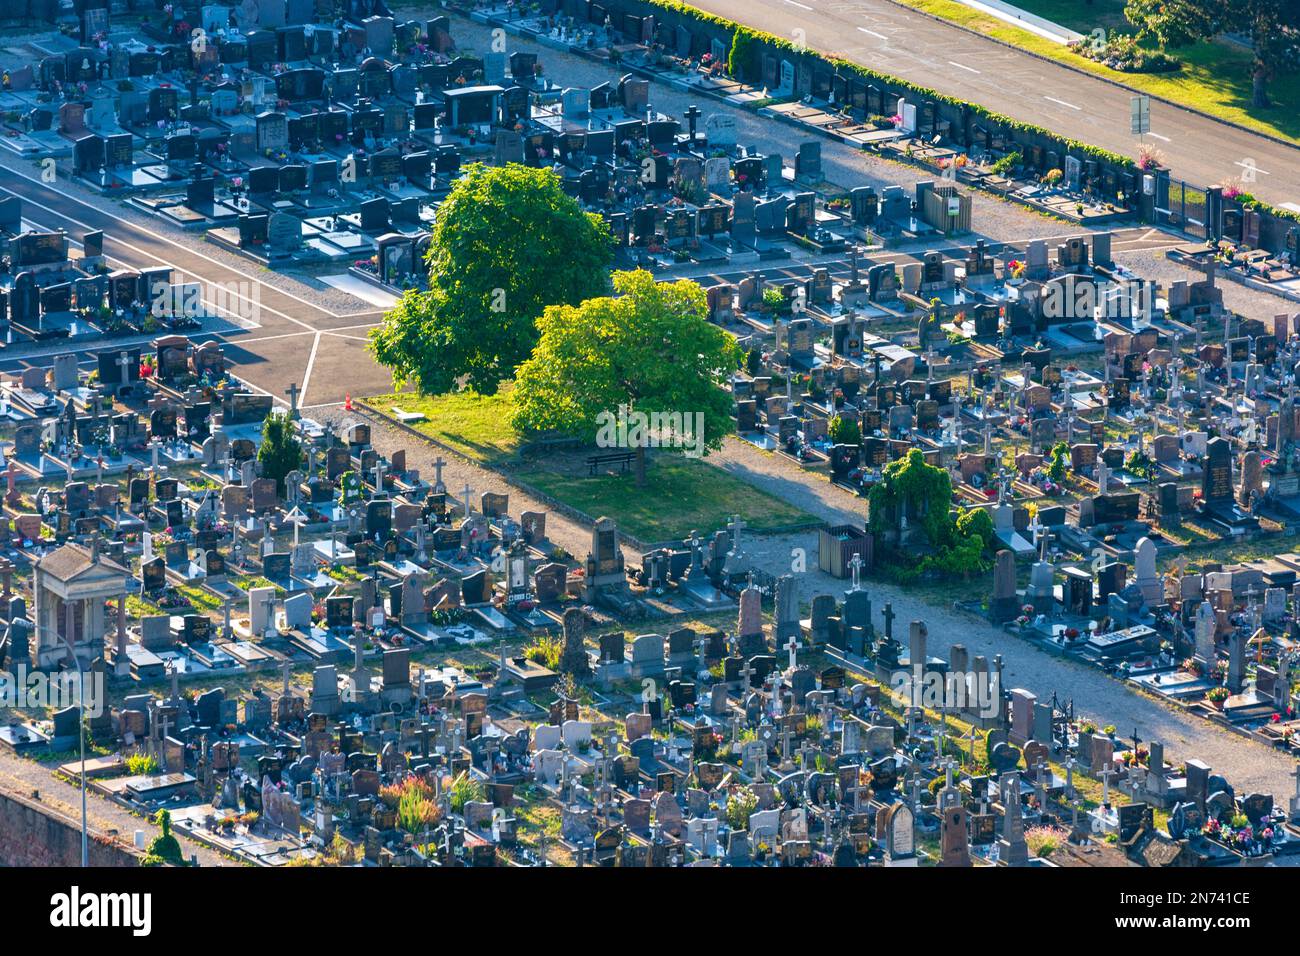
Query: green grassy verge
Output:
[[890, 0, 1300, 146], [364, 388, 522, 463], [515, 456, 812, 542], [365, 387, 812, 541]]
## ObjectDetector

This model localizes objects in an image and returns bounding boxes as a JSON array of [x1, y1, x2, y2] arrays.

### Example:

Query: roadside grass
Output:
[[887, 0, 1300, 146]]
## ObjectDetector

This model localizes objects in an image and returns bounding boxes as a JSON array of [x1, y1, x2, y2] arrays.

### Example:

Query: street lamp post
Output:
[[48, 626, 89, 868]]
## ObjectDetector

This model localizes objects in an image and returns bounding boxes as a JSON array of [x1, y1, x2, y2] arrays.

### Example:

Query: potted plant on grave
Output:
[[1207, 686, 1230, 710]]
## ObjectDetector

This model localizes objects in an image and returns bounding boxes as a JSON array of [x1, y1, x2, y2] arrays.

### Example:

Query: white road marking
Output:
[[858, 27, 888, 39], [783, 0, 813, 9], [1044, 96, 1081, 110], [1235, 160, 1270, 176], [0, 170, 379, 323], [948, 60, 980, 74], [297, 332, 323, 407], [1146, 132, 1170, 142]]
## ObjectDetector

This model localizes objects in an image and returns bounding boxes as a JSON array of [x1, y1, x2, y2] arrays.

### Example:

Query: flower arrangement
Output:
[[1137, 143, 1165, 171]]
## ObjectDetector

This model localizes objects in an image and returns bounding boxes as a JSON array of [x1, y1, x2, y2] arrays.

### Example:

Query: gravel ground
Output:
[[0, 749, 239, 867]]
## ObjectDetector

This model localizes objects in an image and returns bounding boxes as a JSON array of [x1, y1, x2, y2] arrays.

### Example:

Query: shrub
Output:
[[524, 634, 562, 670], [126, 753, 159, 776], [726, 786, 759, 830], [990, 152, 1021, 176], [143, 809, 185, 866], [1026, 824, 1069, 857], [827, 415, 861, 446], [448, 772, 486, 814], [1068, 35, 1181, 74]]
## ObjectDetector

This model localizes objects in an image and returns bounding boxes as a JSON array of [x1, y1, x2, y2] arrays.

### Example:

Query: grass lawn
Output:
[[363, 387, 522, 463], [516, 455, 812, 542], [364, 386, 812, 542], [888, 0, 1300, 146]]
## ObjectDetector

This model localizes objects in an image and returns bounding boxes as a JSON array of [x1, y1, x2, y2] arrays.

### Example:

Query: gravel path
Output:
[[0, 750, 239, 867]]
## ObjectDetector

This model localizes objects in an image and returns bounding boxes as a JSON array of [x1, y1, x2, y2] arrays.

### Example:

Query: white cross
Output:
[[285, 505, 306, 546]]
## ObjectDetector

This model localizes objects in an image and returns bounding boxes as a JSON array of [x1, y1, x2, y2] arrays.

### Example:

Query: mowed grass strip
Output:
[[365, 387, 521, 463], [365, 387, 812, 541], [515, 456, 813, 542]]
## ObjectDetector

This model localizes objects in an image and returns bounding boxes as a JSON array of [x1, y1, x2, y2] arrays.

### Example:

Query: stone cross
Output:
[[1099, 766, 1115, 808], [117, 350, 133, 392], [727, 515, 746, 554], [432, 456, 446, 493], [848, 552, 863, 591], [460, 482, 474, 521], [285, 382, 301, 419], [784, 635, 798, 671]]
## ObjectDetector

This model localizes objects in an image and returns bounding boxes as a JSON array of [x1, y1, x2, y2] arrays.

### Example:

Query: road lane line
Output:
[[297, 331, 323, 407], [0, 170, 375, 323], [1044, 96, 1081, 110], [948, 60, 980, 74], [1235, 160, 1270, 176]]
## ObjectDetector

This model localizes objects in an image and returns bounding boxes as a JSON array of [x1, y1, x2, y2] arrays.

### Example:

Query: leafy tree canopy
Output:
[[368, 163, 614, 395], [510, 269, 744, 482], [1124, 0, 1300, 106], [257, 412, 303, 495]]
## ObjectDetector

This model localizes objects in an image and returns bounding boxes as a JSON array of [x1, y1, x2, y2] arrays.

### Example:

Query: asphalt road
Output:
[[0, 168, 393, 413], [694, 0, 1300, 208]]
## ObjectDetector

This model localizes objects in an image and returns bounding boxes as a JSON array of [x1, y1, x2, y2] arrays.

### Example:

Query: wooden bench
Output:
[[586, 451, 636, 476]]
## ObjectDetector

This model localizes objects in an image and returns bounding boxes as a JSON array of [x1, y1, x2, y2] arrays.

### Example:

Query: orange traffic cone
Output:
[[344, 393, 353, 411]]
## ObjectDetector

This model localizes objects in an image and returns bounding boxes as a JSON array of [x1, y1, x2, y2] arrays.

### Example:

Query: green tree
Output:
[[511, 269, 744, 486], [143, 809, 184, 866], [1123, 0, 1300, 107], [1046, 441, 1069, 482], [828, 415, 861, 447], [868, 449, 994, 578], [257, 412, 303, 497], [367, 163, 613, 395]]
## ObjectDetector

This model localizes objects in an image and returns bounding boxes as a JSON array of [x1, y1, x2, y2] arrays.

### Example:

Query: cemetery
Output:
[[0, 314, 1294, 870], [0, 0, 1296, 895]]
